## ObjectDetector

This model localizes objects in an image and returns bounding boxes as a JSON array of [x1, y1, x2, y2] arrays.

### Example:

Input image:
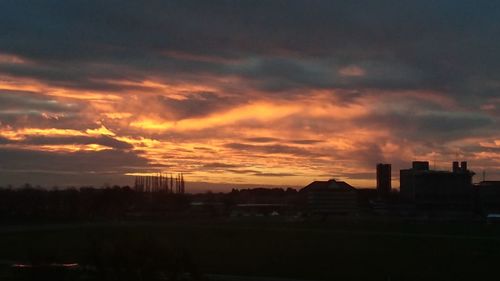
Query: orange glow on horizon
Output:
[[1, 73, 497, 188]]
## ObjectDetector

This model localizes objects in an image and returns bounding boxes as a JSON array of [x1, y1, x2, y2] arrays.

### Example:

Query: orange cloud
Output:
[[0, 73, 497, 188], [130, 102, 301, 131]]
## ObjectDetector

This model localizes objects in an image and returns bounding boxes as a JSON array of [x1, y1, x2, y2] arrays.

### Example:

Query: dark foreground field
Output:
[[1, 219, 500, 281]]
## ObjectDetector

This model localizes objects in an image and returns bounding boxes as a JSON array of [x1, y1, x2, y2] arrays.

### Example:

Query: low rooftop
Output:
[[300, 179, 356, 192]]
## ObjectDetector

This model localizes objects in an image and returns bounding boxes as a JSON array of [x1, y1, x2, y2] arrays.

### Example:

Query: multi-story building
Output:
[[475, 181, 500, 215], [376, 163, 392, 198], [400, 161, 474, 211], [300, 179, 358, 215]]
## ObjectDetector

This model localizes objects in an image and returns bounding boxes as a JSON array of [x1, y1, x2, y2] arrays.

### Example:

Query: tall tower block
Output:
[[376, 163, 392, 197]]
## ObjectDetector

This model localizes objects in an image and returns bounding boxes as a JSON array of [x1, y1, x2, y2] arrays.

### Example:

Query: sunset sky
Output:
[[0, 1, 499, 190]]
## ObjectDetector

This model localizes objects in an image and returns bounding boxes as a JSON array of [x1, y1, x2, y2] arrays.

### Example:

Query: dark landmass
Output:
[[1, 220, 500, 281]]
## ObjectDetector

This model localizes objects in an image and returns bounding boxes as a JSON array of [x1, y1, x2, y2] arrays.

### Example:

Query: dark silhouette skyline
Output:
[[1, 160, 498, 221], [1, 2, 499, 280], [0, 160, 500, 280]]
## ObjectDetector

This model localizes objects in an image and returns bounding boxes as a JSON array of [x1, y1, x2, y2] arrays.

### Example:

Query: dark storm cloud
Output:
[[201, 162, 240, 169], [0, 90, 77, 112], [0, 170, 134, 187], [417, 113, 494, 133], [357, 111, 495, 141], [289, 139, 324, 145], [244, 137, 323, 145], [0, 90, 88, 128], [244, 137, 280, 143], [0, 147, 148, 173], [20, 135, 132, 150], [0, 112, 95, 132], [226, 169, 261, 175], [461, 144, 500, 154], [226, 57, 429, 93], [0, 61, 157, 92], [0, 137, 10, 144], [349, 143, 387, 170], [0, 0, 498, 186], [157, 92, 240, 119], [224, 142, 324, 157], [2, 0, 496, 58], [1, 0, 499, 97]]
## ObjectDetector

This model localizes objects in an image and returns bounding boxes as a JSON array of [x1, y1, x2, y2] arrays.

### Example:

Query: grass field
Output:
[[1, 219, 500, 280]]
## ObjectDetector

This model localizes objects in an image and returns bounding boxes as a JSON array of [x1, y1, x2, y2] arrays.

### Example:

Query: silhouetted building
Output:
[[475, 181, 500, 215], [411, 161, 430, 171], [400, 161, 474, 212], [376, 163, 391, 197], [300, 179, 358, 215]]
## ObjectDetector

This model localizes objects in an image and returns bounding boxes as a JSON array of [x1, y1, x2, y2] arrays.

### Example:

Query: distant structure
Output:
[[475, 181, 500, 215], [134, 173, 185, 194], [376, 163, 391, 198], [300, 179, 358, 215], [400, 161, 474, 211]]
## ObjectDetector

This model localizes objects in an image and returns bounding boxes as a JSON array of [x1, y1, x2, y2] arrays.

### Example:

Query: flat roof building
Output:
[[400, 161, 474, 212], [475, 181, 500, 215], [376, 163, 391, 198]]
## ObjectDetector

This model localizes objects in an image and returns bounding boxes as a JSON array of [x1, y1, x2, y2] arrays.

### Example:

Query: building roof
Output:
[[401, 168, 475, 176], [300, 179, 356, 193], [476, 181, 500, 187]]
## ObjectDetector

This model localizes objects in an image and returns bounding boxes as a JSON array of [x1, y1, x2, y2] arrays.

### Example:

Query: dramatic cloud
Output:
[[0, 1, 498, 188]]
